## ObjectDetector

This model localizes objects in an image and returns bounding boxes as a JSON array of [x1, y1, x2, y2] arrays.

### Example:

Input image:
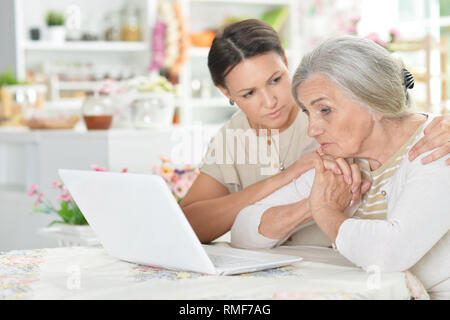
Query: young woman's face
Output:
[[296, 73, 375, 158], [219, 52, 295, 130]]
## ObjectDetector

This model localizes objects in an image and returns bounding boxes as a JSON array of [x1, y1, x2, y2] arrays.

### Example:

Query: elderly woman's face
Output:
[[296, 74, 375, 158]]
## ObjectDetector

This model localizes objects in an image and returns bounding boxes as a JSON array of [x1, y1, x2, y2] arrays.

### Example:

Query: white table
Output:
[[0, 245, 429, 300]]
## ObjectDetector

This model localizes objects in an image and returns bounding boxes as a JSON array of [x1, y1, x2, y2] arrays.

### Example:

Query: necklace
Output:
[[259, 124, 296, 172]]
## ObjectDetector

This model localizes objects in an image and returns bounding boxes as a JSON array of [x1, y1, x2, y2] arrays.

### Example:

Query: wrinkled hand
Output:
[[317, 148, 371, 205], [408, 115, 450, 165], [309, 152, 354, 217]]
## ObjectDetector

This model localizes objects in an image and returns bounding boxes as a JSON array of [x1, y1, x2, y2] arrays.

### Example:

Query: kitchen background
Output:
[[0, 0, 449, 250]]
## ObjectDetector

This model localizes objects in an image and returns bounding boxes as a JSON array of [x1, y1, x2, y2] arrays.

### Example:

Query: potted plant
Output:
[[29, 179, 96, 246], [45, 10, 66, 42], [29, 164, 117, 246], [0, 68, 20, 87]]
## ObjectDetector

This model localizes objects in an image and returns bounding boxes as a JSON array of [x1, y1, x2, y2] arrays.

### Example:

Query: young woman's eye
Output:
[[301, 108, 309, 116], [272, 76, 282, 84]]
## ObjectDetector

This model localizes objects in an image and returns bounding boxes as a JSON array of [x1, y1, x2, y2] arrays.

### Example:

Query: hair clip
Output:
[[402, 68, 415, 90]]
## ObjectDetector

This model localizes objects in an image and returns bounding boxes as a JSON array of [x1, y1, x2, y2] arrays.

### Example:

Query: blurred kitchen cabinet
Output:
[[12, 0, 156, 112], [7, 0, 302, 124]]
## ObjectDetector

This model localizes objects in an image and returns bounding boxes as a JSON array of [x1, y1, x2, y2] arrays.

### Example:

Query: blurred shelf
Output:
[[23, 41, 149, 52]]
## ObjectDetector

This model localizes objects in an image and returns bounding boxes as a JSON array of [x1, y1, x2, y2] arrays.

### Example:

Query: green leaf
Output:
[[57, 201, 74, 224], [71, 201, 88, 225]]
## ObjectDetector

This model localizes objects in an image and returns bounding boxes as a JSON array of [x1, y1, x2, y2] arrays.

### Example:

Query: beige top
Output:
[[199, 108, 319, 194]]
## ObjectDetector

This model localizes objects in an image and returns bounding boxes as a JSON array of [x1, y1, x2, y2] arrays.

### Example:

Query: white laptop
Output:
[[58, 169, 302, 275]]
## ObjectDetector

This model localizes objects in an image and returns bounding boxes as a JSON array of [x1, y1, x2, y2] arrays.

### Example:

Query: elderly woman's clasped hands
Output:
[[308, 149, 371, 242]]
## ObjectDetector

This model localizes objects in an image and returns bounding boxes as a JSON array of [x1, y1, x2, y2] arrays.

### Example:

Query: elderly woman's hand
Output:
[[309, 152, 353, 215], [308, 152, 370, 242], [317, 148, 371, 205], [408, 115, 450, 165]]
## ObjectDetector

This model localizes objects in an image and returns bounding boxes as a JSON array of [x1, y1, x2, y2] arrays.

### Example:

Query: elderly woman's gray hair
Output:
[[291, 35, 414, 118]]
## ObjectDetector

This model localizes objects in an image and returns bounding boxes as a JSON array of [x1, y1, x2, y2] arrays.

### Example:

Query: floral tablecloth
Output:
[[0, 245, 429, 300]]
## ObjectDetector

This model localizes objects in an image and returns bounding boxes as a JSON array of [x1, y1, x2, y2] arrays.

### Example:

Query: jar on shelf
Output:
[[120, 4, 141, 41], [82, 93, 114, 130], [104, 11, 121, 41]]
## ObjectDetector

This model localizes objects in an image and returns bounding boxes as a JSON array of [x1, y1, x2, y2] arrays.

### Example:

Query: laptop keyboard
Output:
[[208, 253, 258, 267]]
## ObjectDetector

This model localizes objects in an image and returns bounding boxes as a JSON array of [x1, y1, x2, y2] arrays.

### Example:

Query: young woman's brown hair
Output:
[[208, 19, 285, 88]]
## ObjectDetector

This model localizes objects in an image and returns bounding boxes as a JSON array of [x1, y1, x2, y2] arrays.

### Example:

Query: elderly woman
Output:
[[230, 36, 449, 299]]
